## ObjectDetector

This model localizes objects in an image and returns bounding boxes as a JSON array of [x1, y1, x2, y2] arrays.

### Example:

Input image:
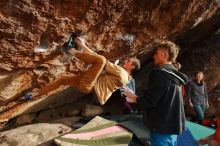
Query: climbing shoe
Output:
[[63, 32, 78, 53], [63, 32, 86, 53]]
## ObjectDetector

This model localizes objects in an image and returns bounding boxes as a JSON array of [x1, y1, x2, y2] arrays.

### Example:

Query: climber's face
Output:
[[122, 58, 135, 72]]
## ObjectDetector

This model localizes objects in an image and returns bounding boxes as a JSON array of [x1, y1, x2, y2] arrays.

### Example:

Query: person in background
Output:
[[188, 71, 209, 124], [121, 40, 188, 146]]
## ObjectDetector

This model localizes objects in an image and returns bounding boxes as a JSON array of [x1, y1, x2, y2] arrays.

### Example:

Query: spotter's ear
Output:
[[163, 49, 169, 59]]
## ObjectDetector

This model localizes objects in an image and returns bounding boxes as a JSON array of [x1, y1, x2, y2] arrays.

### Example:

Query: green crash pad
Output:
[[186, 121, 215, 140], [54, 116, 133, 146], [55, 115, 215, 146]]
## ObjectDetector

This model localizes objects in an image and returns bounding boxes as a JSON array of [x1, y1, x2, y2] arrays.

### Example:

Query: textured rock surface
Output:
[[0, 0, 220, 124], [0, 123, 72, 146], [177, 13, 220, 92]]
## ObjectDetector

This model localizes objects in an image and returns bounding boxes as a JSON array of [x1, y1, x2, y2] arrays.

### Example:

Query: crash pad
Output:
[[54, 116, 132, 146], [186, 121, 215, 140]]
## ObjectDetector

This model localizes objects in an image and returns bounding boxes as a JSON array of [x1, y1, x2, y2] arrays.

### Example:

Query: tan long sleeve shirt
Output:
[[94, 61, 131, 105]]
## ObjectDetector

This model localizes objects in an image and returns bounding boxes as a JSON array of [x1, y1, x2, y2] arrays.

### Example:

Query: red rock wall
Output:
[[0, 0, 219, 122], [1, 0, 219, 70]]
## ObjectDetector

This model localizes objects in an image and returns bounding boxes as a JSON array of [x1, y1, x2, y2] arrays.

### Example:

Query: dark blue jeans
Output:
[[193, 104, 205, 121]]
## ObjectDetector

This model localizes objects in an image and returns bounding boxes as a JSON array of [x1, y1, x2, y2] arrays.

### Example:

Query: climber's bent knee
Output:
[[96, 55, 106, 65], [79, 85, 93, 94]]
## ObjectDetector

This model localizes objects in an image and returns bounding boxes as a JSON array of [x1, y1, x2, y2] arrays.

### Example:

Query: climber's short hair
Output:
[[130, 57, 141, 73]]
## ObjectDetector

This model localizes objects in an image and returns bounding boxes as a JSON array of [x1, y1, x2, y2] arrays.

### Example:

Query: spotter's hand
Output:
[[121, 87, 138, 103]]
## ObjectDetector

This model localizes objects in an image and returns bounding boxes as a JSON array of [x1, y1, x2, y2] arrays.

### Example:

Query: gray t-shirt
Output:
[[188, 81, 208, 105]]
